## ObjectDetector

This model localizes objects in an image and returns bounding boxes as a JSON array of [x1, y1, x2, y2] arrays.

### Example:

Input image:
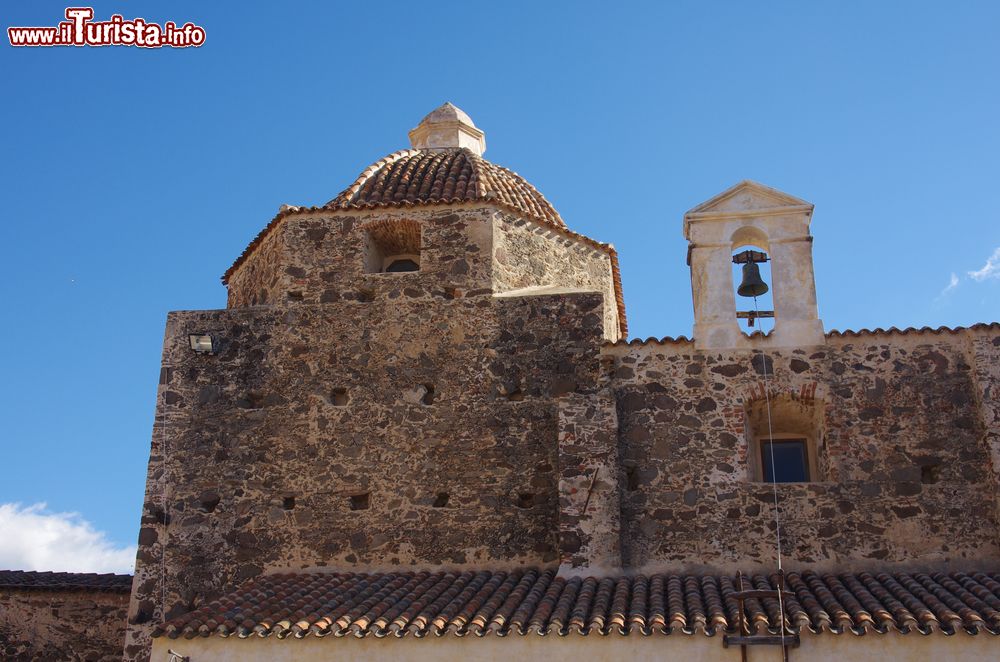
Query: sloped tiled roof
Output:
[[153, 568, 1000, 640], [826, 321, 1000, 339], [327, 148, 566, 229], [603, 321, 1000, 349], [0, 570, 133, 593]]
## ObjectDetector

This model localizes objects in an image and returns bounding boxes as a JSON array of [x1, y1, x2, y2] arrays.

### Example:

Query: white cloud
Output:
[[0, 503, 135, 574], [968, 246, 1000, 282], [939, 272, 959, 297]]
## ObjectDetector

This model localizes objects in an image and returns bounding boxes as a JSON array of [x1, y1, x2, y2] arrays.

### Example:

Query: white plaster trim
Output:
[[685, 204, 815, 221], [686, 179, 813, 214], [689, 236, 813, 250]]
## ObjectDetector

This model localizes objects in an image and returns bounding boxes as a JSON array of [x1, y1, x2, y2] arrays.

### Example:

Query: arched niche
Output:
[[744, 390, 825, 482]]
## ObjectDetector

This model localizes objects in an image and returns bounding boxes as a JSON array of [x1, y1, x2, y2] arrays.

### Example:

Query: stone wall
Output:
[[125, 291, 606, 660], [0, 588, 129, 661], [970, 331, 1000, 519], [226, 206, 496, 308], [226, 218, 287, 308], [606, 326, 1000, 573], [492, 213, 619, 341], [225, 207, 620, 342], [557, 391, 622, 574]]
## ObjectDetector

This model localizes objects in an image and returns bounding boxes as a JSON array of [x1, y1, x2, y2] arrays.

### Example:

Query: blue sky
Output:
[[1, 1, 997, 571]]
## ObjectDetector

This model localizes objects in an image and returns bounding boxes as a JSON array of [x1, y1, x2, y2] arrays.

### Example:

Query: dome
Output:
[[223, 104, 627, 340], [325, 147, 566, 228]]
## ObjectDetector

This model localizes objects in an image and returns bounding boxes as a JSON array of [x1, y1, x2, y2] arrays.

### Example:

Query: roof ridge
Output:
[[827, 322, 999, 338], [605, 321, 999, 348], [463, 148, 490, 199]]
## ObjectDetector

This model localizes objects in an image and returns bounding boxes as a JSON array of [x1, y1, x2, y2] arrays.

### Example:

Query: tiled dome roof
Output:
[[326, 148, 566, 228]]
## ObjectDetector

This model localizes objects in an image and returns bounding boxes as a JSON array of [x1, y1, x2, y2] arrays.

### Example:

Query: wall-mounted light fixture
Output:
[[188, 334, 215, 354]]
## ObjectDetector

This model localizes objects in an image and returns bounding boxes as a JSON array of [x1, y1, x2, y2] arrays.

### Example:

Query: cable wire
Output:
[[752, 294, 787, 652]]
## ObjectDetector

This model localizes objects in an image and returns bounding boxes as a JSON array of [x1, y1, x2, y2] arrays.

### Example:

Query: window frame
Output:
[[743, 394, 825, 484], [759, 437, 811, 483]]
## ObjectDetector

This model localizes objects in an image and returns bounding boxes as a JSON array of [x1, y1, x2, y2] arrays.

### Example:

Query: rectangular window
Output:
[[761, 439, 809, 483]]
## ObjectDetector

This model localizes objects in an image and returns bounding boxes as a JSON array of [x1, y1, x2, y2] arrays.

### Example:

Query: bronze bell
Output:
[[737, 262, 769, 298]]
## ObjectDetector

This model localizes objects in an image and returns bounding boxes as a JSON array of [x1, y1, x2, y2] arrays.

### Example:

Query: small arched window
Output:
[[363, 219, 421, 274], [384, 257, 420, 273]]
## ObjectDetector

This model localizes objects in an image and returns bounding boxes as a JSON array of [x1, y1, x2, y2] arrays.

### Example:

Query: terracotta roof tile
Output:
[[0, 570, 132, 592], [328, 148, 566, 229], [826, 322, 1000, 338], [153, 569, 1000, 640]]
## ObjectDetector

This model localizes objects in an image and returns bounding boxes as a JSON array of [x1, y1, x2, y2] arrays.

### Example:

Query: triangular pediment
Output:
[[686, 180, 812, 216]]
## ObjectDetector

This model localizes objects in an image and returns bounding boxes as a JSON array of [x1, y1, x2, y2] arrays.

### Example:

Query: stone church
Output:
[[115, 104, 999, 661]]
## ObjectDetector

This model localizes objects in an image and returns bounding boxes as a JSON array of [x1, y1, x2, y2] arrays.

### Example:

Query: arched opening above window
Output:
[[363, 219, 421, 274]]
